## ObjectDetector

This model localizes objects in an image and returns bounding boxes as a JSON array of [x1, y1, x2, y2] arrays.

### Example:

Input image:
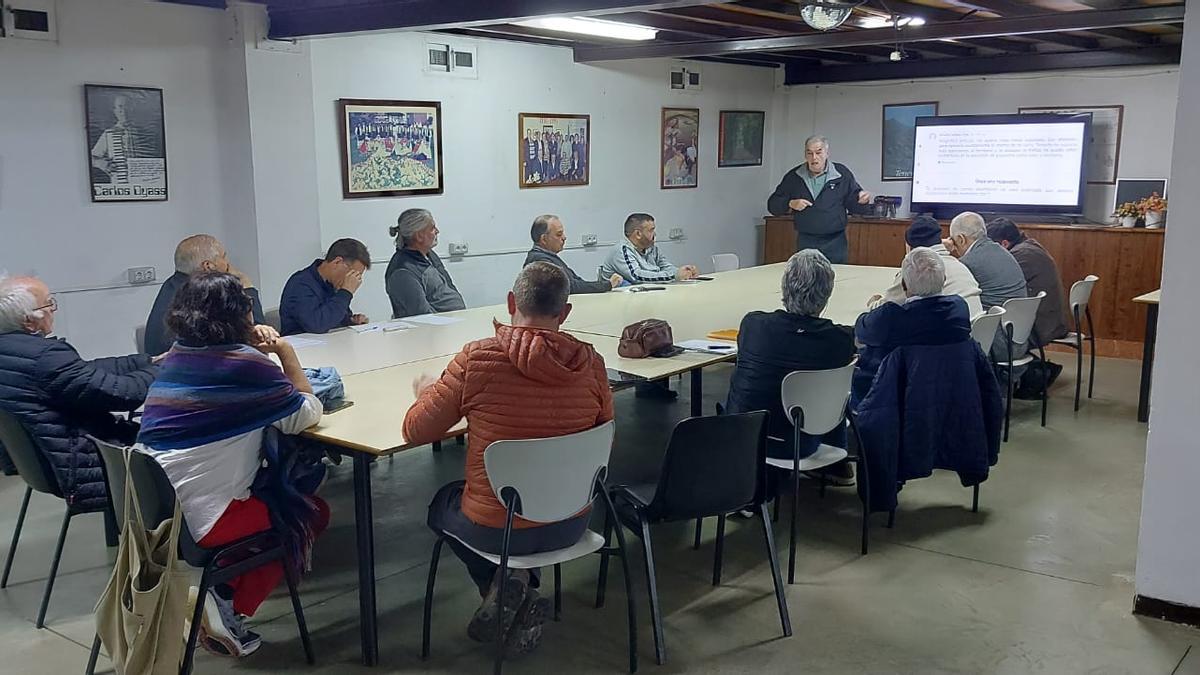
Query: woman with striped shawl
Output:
[[135, 272, 329, 659]]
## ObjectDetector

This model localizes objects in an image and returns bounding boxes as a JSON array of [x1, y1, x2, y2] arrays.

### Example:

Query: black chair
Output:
[[0, 410, 116, 629], [85, 439, 315, 675], [596, 411, 790, 666]]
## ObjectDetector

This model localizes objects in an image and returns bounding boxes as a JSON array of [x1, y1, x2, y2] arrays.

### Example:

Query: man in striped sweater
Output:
[[601, 213, 698, 284]]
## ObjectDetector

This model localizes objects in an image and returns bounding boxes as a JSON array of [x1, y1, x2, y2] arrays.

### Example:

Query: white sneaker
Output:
[[198, 590, 261, 657]]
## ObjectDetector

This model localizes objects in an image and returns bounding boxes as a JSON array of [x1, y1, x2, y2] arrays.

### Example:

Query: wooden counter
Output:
[[762, 216, 1164, 356]]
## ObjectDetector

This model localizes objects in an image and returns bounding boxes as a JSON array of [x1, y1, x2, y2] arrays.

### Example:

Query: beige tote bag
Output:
[[94, 448, 191, 675]]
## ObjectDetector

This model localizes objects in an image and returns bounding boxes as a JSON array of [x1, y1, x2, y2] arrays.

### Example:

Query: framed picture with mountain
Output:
[[881, 101, 938, 181]]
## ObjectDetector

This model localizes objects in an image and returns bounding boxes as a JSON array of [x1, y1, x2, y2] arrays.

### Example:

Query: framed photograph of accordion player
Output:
[[84, 84, 168, 202]]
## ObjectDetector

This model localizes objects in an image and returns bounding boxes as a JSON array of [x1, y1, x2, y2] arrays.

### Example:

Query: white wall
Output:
[[308, 33, 777, 322], [0, 0, 253, 358], [1135, 17, 1200, 609], [772, 67, 1180, 223]]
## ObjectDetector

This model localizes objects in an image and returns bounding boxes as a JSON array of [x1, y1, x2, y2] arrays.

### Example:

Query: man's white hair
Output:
[[949, 211, 987, 242], [901, 247, 946, 298], [804, 135, 829, 151], [781, 249, 835, 316], [174, 234, 224, 275], [0, 274, 41, 333]]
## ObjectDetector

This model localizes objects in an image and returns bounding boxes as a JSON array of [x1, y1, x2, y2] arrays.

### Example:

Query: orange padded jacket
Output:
[[403, 322, 614, 529]]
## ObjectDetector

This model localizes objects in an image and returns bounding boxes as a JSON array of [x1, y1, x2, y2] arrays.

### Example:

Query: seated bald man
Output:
[[525, 214, 621, 294], [0, 275, 158, 510], [145, 234, 266, 356]]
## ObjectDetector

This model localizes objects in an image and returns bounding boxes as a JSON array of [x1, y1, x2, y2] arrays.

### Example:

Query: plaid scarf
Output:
[[138, 344, 305, 451]]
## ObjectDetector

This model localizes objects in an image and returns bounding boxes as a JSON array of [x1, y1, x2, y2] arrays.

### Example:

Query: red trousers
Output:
[[197, 496, 330, 616]]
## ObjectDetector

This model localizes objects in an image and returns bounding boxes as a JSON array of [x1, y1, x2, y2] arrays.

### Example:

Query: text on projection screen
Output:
[[912, 123, 1086, 206]]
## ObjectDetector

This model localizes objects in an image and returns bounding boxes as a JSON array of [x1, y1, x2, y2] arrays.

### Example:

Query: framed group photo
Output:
[[881, 101, 938, 181], [84, 84, 167, 202], [518, 113, 590, 188], [662, 107, 699, 189], [718, 110, 765, 167], [338, 98, 443, 199]]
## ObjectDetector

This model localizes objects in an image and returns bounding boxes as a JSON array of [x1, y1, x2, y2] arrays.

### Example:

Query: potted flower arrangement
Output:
[[1139, 192, 1167, 228], [1114, 201, 1140, 228]]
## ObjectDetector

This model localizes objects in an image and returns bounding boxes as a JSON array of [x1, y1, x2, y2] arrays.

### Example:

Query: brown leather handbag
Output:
[[618, 319, 680, 358]]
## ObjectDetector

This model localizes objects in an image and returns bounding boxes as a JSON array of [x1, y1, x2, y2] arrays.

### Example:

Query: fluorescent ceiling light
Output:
[[513, 17, 658, 41], [859, 15, 926, 29]]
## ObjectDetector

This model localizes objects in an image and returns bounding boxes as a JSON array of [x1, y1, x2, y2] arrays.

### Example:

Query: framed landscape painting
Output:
[[518, 113, 590, 188], [662, 107, 699, 189], [338, 98, 443, 198], [85, 84, 168, 202], [718, 110, 765, 167], [882, 101, 938, 181]]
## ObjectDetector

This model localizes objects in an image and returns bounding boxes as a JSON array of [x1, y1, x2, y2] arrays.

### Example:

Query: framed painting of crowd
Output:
[[662, 107, 699, 189], [518, 113, 590, 188], [338, 98, 444, 198]]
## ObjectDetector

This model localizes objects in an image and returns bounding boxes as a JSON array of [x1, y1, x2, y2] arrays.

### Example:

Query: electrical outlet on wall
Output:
[[669, 228, 685, 240], [127, 267, 156, 284], [582, 233, 599, 247], [447, 242, 469, 256]]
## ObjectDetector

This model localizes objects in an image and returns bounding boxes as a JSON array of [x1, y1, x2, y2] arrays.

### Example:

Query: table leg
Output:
[[690, 368, 703, 418], [353, 453, 379, 666], [1138, 304, 1159, 423]]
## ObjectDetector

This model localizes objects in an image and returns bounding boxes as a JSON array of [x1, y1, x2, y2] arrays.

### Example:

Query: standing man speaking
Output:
[[768, 135, 873, 264]]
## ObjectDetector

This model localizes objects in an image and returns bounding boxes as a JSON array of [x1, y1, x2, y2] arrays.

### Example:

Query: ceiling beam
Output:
[[573, 5, 1185, 61], [659, 5, 807, 33], [601, 11, 754, 38], [785, 45, 1180, 84], [1085, 27, 1160, 45], [269, 0, 731, 39]]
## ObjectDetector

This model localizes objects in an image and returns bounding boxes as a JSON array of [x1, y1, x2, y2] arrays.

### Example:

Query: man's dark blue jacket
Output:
[[855, 341, 1003, 512], [852, 294, 972, 405], [0, 333, 156, 508], [280, 260, 354, 336]]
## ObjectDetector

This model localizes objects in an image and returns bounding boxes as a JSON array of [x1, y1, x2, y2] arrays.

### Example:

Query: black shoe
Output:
[[505, 594, 550, 658], [467, 571, 529, 643]]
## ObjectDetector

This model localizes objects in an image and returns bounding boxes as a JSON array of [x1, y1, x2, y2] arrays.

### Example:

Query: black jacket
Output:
[[523, 246, 611, 295], [856, 342, 1003, 513], [145, 271, 265, 355], [767, 162, 871, 263], [0, 332, 156, 509], [853, 294, 972, 406], [724, 311, 855, 457]]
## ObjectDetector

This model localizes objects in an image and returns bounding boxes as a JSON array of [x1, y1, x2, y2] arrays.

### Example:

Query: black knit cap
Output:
[[906, 215, 942, 247]]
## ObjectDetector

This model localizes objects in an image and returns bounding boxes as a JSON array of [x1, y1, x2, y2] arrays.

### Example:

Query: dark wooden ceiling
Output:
[[163, 1, 1186, 83]]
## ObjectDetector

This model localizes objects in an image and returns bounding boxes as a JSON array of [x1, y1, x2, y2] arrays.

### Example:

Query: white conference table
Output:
[[295, 262, 898, 665]]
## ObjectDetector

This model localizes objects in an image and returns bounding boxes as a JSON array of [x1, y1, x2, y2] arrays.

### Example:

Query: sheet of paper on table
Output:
[[284, 336, 325, 348], [676, 339, 738, 354], [352, 319, 417, 333], [406, 314, 465, 326]]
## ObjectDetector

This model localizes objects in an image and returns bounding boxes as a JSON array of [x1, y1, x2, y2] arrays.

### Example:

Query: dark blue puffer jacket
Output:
[[0, 332, 156, 509], [855, 341, 1003, 513]]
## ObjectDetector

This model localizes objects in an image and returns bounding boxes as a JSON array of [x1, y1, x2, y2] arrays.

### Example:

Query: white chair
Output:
[[711, 253, 740, 273], [970, 307, 1006, 353], [769, 358, 869, 583], [421, 421, 636, 674], [997, 292, 1047, 442], [1050, 275, 1099, 411]]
